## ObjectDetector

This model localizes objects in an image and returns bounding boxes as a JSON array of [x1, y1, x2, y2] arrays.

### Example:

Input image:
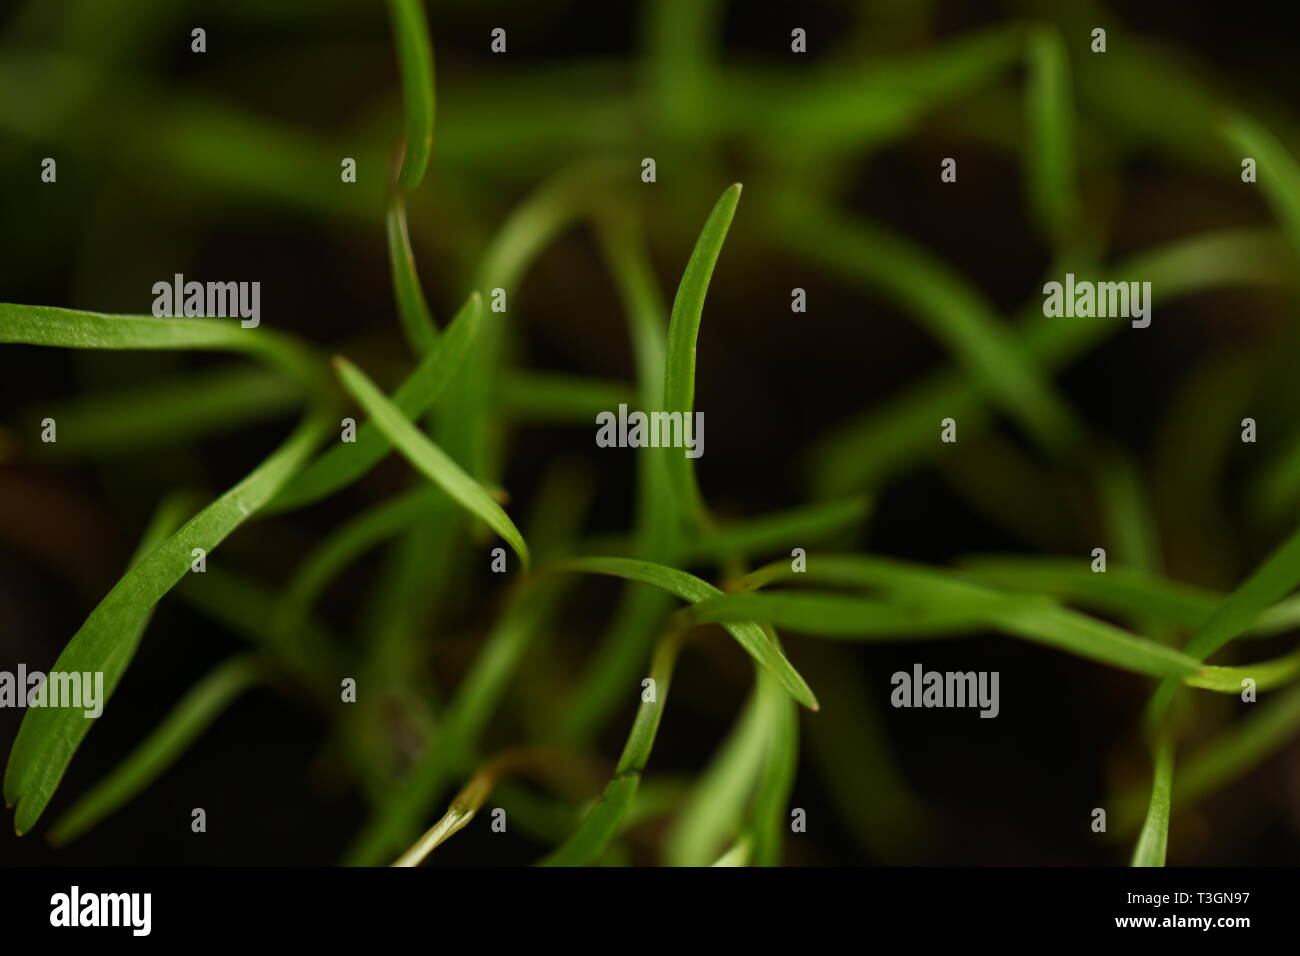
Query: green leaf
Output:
[[688, 497, 870, 563], [1154, 521, 1300, 716], [1180, 522, 1300, 671], [25, 364, 300, 458], [537, 774, 640, 867], [440, 163, 602, 482], [1024, 24, 1077, 244], [539, 631, 684, 866], [348, 459, 592, 864], [274, 489, 445, 646], [1095, 453, 1162, 576], [548, 214, 682, 747], [715, 26, 1022, 152], [3, 410, 327, 833], [1184, 646, 1300, 694], [689, 590, 979, 637], [49, 656, 262, 845], [387, 0, 435, 191], [551, 557, 818, 710], [723, 556, 1203, 679], [134, 98, 383, 219], [268, 293, 480, 513], [176, 563, 342, 697], [1136, 522, 1300, 863], [807, 228, 1291, 495], [0, 304, 329, 833], [1173, 681, 1300, 810], [346, 576, 571, 864], [770, 199, 1084, 459], [645, 0, 723, 138], [665, 677, 769, 866], [1116, 677, 1300, 838], [386, 191, 438, 354], [1131, 733, 1174, 867], [803, 647, 928, 862], [333, 355, 529, 569], [962, 557, 1219, 630], [596, 212, 669, 408], [995, 602, 1201, 681], [1224, 115, 1300, 266], [612, 630, 684, 777], [0, 303, 322, 386], [746, 665, 799, 866], [709, 838, 752, 867], [496, 371, 636, 424], [661, 183, 742, 520], [963, 556, 1300, 641]]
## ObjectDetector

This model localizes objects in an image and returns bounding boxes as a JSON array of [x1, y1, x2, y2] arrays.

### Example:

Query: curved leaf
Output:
[[551, 556, 818, 710], [661, 183, 741, 519], [49, 656, 262, 845], [386, 191, 438, 353], [722, 557, 1203, 679], [269, 293, 480, 513], [333, 355, 528, 569], [4, 410, 327, 832], [387, 0, 435, 190]]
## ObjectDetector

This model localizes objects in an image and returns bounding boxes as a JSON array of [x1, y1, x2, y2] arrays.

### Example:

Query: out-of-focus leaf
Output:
[[25, 364, 300, 458], [1024, 24, 1077, 243], [387, 0, 435, 190], [496, 372, 635, 424], [49, 656, 262, 845], [688, 497, 870, 563]]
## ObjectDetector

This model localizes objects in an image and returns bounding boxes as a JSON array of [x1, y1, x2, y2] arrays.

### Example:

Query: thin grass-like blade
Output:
[[497, 372, 635, 424], [1224, 115, 1300, 265], [551, 556, 818, 710], [386, 192, 438, 353], [0, 304, 328, 832], [770, 199, 1084, 458], [333, 356, 528, 568], [25, 364, 300, 458], [689, 497, 870, 563], [539, 632, 684, 866], [807, 228, 1291, 495], [665, 679, 769, 866], [269, 293, 480, 513], [720, 556, 1204, 679], [387, 0, 435, 190], [1131, 734, 1174, 867], [661, 183, 742, 520], [49, 656, 262, 845], [3, 411, 327, 832], [747, 666, 799, 866], [1024, 24, 1077, 244]]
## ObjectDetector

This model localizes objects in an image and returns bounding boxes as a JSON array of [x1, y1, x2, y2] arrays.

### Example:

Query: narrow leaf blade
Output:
[[334, 356, 529, 567]]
